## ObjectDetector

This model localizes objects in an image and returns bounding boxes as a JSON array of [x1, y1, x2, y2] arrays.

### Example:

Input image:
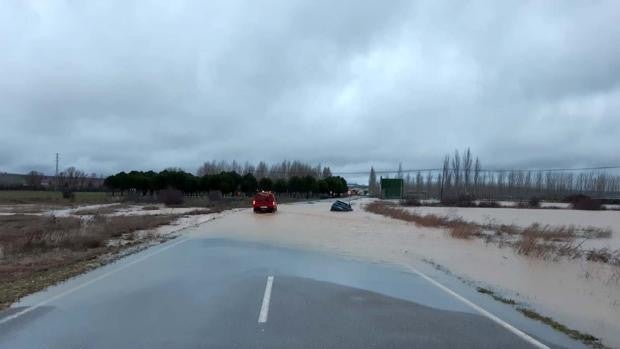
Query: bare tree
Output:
[[322, 167, 332, 178], [255, 161, 268, 179], [242, 161, 255, 175], [473, 157, 481, 195], [441, 155, 450, 200], [58, 167, 87, 190], [463, 148, 472, 191], [415, 171, 423, 193], [451, 150, 461, 190], [426, 171, 433, 198], [26, 170, 44, 188]]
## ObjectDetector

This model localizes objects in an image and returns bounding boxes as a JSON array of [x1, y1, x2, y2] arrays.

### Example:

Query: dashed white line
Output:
[[258, 275, 274, 323], [0, 237, 191, 325], [406, 265, 550, 349]]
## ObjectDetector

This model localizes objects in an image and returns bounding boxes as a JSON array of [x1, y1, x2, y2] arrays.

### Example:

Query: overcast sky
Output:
[[1, 0, 619, 180]]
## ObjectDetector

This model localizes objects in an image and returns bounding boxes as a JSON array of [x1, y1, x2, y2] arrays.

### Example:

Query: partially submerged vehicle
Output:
[[330, 200, 353, 212]]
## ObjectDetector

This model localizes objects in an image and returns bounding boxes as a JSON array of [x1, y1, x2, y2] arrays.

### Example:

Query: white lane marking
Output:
[[258, 275, 274, 323], [0, 237, 191, 325], [406, 266, 549, 349]]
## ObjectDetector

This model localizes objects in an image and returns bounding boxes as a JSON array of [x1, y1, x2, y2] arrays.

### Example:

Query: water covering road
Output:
[[0, 235, 585, 348]]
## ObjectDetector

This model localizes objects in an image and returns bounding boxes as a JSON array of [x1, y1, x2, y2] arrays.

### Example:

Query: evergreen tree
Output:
[[369, 167, 378, 196]]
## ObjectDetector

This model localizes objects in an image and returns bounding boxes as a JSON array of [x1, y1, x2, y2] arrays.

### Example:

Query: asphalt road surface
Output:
[[0, 236, 585, 348]]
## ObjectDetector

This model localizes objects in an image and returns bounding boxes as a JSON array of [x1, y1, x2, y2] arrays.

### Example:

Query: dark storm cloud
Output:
[[1, 0, 619, 178]]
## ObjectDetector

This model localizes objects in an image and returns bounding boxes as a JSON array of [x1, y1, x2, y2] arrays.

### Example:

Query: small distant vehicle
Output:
[[253, 192, 277, 213], [331, 200, 353, 212]]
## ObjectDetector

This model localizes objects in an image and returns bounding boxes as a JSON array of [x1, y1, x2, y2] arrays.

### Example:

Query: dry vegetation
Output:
[[365, 201, 619, 268], [184, 209, 211, 215], [0, 191, 116, 205], [365, 201, 482, 239], [0, 213, 181, 309], [474, 286, 607, 348], [517, 308, 606, 348]]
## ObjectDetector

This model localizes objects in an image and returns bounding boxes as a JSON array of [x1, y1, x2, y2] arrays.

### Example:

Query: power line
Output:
[[333, 168, 442, 175], [332, 165, 620, 176]]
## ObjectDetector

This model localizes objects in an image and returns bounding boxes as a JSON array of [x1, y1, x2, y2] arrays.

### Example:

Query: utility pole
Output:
[[55, 153, 59, 190]]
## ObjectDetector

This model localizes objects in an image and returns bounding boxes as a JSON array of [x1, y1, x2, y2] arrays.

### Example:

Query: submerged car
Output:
[[253, 192, 277, 213], [331, 200, 353, 212]]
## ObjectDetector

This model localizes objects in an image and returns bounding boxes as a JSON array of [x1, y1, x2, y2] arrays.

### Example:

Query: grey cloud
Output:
[[1, 0, 619, 180]]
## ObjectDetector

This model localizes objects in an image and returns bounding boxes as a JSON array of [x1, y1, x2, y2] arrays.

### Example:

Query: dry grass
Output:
[[522, 223, 576, 241], [366, 201, 619, 267], [184, 209, 211, 215], [0, 191, 116, 205], [476, 287, 517, 305], [365, 201, 443, 227], [365, 201, 481, 239], [497, 223, 613, 261], [0, 212, 181, 309], [0, 253, 101, 309], [585, 248, 620, 265], [581, 226, 613, 239], [447, 223, 481, 239], [517, 308, 606, 348], [88, 214, 179, 239], [0, 214, 178, 258], [0, 215, 83, 256], [486, 222, 610, 240], [514, 234, 561, 259]]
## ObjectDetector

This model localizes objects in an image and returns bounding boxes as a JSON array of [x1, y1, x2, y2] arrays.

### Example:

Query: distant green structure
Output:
[[380, 178, 403, 199]]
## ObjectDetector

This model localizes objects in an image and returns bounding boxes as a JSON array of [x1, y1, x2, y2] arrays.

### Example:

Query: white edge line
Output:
[[0, 237, 191, 325], [406, 266, 550, 349], [258, 275, 274, 323]]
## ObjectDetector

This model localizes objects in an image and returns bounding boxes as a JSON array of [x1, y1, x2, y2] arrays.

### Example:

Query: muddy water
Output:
[[186, 199, 620, 348], [405, 206, 620, 249]]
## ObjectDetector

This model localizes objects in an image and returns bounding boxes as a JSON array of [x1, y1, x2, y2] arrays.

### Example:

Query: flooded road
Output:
[[0, 234, 583, 348]]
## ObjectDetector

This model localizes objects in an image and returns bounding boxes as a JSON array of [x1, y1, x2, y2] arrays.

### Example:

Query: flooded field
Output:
[[403, 205, 620, 250], [189, 199, 620, 348]]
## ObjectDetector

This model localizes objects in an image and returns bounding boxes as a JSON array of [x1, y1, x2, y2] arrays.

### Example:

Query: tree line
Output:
[[197, 160, 332, 179], [104, 169, 348, 197], [0, 168, 103, 191], [369, 148, 620, 201]]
